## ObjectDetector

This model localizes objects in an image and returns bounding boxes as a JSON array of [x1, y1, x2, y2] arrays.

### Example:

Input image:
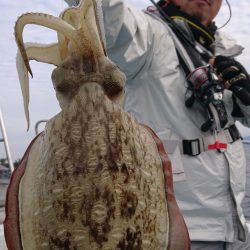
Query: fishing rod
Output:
[[148, 0, 230, 132]]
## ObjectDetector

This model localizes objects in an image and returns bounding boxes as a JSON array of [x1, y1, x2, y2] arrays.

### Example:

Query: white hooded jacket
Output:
[[101, 0, 250, 242]]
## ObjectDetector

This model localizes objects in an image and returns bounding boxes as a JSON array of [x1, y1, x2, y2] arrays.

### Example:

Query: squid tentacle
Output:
[[15, 12, 78, 76], [16, 42, 61, 130]]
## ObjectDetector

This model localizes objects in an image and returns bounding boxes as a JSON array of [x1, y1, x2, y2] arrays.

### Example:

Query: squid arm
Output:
[[16, 42, 61, 130]]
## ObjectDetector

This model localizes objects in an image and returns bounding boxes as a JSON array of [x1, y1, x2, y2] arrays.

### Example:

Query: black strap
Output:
[[228, 124, 242, 141], [176, 49, 191, 76], [183, 138, 201, 156], [183, 124, 241, 156]]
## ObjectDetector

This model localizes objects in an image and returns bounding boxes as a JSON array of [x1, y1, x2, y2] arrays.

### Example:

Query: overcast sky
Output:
[[0, 0, 250, 161]]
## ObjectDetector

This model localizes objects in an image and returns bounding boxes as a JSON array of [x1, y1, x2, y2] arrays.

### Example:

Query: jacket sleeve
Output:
[[233, 97, 250, 127], [102, 0, 154, 80], [214, 32, 250, 127]]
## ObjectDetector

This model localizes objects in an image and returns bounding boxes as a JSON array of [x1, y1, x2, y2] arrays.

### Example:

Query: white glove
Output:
[[64, 0, 80, 6]]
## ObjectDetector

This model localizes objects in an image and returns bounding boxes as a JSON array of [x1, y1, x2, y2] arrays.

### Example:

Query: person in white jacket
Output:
[[65, 0, 250, 249]]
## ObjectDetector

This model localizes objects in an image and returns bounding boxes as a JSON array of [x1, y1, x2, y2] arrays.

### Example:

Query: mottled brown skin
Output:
[[9, 54, 170, 250], [5, 45, 191, 249], [6, 1, 190, 247]]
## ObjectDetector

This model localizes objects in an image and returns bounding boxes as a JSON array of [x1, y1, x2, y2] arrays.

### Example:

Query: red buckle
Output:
[[208, 141, 228, 150]]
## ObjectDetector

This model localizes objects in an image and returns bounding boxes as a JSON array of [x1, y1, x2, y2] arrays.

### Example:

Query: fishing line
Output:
[[218, 0, 232, 29]]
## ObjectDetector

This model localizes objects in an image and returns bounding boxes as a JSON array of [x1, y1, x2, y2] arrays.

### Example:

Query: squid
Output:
[[4, 0, 190, 249]]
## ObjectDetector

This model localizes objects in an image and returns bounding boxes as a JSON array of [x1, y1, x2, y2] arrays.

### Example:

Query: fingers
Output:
[[224, 73, 248, 89], [214, 55, 248, 89]]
